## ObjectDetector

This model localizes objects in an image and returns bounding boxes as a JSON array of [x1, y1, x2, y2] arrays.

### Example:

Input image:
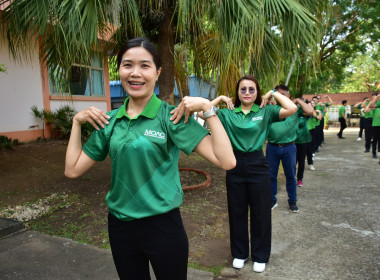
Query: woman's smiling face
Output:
[[118, 47, 161, 101], [238, 79, 257, 107]]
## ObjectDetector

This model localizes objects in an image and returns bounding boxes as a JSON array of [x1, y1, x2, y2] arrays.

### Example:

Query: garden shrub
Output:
[[0, 135, 21, 150], [31, 105, 94, 142]]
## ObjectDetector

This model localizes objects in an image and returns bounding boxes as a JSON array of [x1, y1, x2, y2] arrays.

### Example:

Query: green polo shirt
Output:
[[357, 104, 365, 118], [372, 101, 380, 126], [339, 105, 346, 118], [364, 102, 373, 119], [315, 104, 326, 117], [307, 117, 314, 130], [267, 106, 303, 144], [307, 111, 321, 130], [295, 112, 312, 144], [83, 94, 208, 221], [217, 104, 281, 152]]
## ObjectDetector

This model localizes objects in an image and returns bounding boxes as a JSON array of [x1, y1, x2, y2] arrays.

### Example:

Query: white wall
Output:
[[50, 100, 108, 114], [0, 37, 44, 132]]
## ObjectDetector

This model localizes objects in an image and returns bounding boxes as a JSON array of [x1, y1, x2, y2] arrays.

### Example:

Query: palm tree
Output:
[[0, 0, 319, 104]]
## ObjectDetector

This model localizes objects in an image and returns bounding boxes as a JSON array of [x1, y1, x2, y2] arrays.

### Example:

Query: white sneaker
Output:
[[309, 164, 315, 171], [232, 258, 247, 269], [253, 262, 266, 273], [357, 137, 362, 141]]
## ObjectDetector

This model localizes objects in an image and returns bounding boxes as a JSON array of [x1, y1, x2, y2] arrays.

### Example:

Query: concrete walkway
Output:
[[1, 128, 379, 280]]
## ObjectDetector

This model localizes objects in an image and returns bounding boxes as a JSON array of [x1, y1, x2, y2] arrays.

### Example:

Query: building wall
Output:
[[0, 34, 45, 141], [0, 34, 111, 142], [50, 99, 108, 113]]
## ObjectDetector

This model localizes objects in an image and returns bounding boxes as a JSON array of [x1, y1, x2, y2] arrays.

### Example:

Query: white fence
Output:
[[327, 105, 351, 122]]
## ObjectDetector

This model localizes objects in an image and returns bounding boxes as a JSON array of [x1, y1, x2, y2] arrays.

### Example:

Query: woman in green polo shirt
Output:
[[173, 75, 297, 273], [64, 38, 236, 280]]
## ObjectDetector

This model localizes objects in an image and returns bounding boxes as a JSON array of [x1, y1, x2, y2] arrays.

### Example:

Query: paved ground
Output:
[[0, 127, 379, 280]]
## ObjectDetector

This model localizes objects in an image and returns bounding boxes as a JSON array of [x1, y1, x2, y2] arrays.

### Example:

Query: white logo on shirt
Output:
[[251, 116, 263, 121], [144, 129, 166, 139]]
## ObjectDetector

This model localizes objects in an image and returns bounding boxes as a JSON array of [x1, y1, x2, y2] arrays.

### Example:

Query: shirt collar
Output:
[[116, 94, 161, 119], [234, 103, 260, 114]]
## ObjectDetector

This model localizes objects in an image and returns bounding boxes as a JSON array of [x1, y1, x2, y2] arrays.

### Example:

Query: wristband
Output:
[[203, 106, 218, 119]]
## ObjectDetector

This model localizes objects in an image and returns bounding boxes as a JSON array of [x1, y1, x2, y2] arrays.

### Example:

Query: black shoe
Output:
[[289, 201, 299, 213], [373, 154, 377, 158], [364, 149, 370, 153], [339, 137, 345, 139], [271, 201, 278, 210]]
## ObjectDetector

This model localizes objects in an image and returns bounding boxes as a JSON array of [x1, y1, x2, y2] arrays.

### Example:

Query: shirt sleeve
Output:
[[167, 115, 209, 156], [217, 108, 228, 128], [82, 110, 118, 161], [268, 105, 282, 124], [83, 128, 109, 161]]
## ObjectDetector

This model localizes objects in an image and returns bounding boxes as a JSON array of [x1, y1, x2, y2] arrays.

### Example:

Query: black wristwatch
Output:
[[203, 106, 218, 119]]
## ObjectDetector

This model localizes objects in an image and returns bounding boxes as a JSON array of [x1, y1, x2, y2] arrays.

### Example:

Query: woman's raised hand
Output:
[[260, 90, 273, 108], [73, 106, 110, 130], [219, 96, 234, 110], [170, 97, 211, 124]]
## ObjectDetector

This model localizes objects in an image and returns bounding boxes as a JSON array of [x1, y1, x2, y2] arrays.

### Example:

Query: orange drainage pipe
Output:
[[179, 168, 211, 191]]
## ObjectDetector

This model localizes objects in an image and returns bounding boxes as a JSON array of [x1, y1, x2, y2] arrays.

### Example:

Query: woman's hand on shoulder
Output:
[[219, 96, 234, 110], [170, 97, 211, 124], [73, 106, 110, 130]]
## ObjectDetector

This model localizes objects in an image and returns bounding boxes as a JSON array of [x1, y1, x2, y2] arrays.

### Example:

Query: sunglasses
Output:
[[240, 87, 256, 94]]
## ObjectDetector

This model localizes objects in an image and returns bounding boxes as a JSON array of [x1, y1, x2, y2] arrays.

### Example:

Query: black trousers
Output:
[[306, 129, 315, 165], [296, 143, 307, 180], [338, 118, 347, 138], [364, 118, 373, 151], [320, 117, 325, 144], [226, 150, 271, 263], [108, 209, 188, 280], [359, 117, 364, 138], [372, 126, 380, 155], [314, 122, 323, 150]]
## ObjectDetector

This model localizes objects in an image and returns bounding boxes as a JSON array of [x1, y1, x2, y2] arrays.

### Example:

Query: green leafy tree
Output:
[[284, 0, 380, 95], [341, 46, 380, 92], [1, 0, 318, 103]]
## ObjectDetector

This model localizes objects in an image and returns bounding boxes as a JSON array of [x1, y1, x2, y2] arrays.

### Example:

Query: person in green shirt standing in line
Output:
[[266, 85, 313, 213], [337, 100, 348, 139], [64, 37, 236, 280], [173, 75, 297, 273], [353, 97, 368, 141], [362, 93, 378, 152], [306, 101, 322, 171], [313, 95, 332, 151], [295, 98, 314, 187], [364, 93, 380, 159]]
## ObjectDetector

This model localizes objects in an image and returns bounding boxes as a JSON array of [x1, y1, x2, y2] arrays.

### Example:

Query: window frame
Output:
[[49, 54, 106, 97]]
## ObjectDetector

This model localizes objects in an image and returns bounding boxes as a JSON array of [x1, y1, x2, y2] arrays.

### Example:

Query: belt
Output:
[[269, 141, 295, 147]]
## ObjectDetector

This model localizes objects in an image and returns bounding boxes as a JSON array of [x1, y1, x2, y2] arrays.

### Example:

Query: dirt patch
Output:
[[0, 140, 232, 268]]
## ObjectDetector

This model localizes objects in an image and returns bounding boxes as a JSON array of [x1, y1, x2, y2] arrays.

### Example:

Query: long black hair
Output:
[[117, 37, 161, 70], [234, 75, 262, 108]]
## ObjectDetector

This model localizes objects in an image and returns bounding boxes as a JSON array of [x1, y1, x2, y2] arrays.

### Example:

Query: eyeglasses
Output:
[[240, 87, 256, 94]]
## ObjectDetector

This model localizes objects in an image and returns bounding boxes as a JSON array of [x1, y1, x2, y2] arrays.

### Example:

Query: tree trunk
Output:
[[241, 61, 245, 76], [285, 52, 297, 86], [208, 65, 215, 100], [215, 67, 221, 97], [179, 46, 190, 97], [158, 7, 175, 104]]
